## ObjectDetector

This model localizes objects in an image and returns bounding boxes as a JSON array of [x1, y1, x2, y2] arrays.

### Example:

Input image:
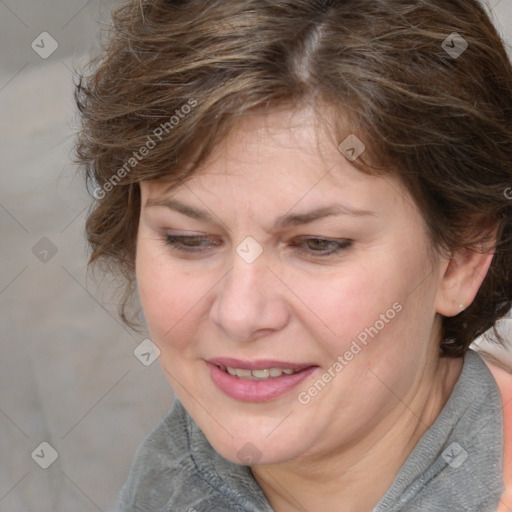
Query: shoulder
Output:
[[117, 400, 195, 511], [117, 400, 271, 512], [117, 400, 235, 512], [483, 355, 512, 512]]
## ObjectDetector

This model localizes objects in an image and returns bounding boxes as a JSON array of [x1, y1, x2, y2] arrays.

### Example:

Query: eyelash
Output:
[[162, 234, 352, 257]]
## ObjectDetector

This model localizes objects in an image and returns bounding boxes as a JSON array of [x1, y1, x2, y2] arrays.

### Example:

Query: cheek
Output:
[[135, 239, 216, 353], [289, 262, 398, 339], [291, 253, 428, 363], [136, 240, 188, 337]]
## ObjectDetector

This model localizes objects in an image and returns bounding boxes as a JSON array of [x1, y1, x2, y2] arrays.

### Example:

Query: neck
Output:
[[251, 355, 463, 512]]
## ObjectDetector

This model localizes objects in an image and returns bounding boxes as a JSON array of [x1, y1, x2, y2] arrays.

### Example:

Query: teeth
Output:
[[224, 366, 299, 380], [252, 369, 270, 378]]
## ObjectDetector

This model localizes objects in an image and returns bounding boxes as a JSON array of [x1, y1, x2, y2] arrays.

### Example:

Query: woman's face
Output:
[[136, 106, 448, 466]]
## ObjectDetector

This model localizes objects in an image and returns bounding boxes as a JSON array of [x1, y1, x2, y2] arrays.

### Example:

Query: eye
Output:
[[293, 237, 352, 256], [163, 234, 220, 253]]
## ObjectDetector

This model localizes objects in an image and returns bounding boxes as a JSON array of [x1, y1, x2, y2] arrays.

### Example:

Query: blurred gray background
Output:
[[0, 1, 511, 511], [0, 2, 174, 511]]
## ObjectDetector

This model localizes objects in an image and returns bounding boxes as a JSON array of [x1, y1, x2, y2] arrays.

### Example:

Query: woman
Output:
[[75, 0, 512, 510]]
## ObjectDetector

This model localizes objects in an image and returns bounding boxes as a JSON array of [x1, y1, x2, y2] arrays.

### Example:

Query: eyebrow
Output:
[[272, 204, 377, 229], [145, 197, 216, 223], [144, 197, 377, 228]]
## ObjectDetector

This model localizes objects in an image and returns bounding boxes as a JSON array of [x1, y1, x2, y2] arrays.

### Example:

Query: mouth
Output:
[[208, 357, 315, 378], [216, 364, 302, 381], [207, 358, 318, 402]]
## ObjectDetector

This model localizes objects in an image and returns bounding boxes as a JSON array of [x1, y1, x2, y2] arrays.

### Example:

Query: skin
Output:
[[135, 105, 495, 512]]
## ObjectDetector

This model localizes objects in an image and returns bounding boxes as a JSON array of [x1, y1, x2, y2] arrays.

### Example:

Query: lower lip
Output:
[[208, 363, 317, 402]]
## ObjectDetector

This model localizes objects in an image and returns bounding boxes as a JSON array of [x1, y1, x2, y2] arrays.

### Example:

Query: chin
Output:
[[201, 424, 304, 467]]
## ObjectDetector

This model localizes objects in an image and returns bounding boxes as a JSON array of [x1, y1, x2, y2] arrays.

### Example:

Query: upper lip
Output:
[[207, 357, 317, 371]]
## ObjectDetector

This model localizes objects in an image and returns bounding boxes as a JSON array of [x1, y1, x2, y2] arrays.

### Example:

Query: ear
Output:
[[435, 240, 496, 317]]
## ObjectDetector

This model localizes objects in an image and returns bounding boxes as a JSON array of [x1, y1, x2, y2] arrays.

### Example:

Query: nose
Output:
[[209, 254, 290, 342]]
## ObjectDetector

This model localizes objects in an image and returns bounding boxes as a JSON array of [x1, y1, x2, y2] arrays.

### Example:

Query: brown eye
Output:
[[294, 237, 352, 256], [168, 235, 207, 247], [305, 238, 332, 251], [163, 234, 220, 253]]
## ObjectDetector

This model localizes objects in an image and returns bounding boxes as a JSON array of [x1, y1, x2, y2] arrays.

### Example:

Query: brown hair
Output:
[[74, 0, 512, 356]]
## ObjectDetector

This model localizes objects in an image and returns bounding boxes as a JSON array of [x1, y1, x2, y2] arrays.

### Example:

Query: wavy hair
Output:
[[75, 0, 512, 356]]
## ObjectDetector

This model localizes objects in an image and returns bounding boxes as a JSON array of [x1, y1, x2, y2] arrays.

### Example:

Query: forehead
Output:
[[196, 105, 344, 178], [141, 106, 414, 222]]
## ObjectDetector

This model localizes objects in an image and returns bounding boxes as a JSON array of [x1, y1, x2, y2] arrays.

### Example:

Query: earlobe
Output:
[[435, 245, 496, 317]]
